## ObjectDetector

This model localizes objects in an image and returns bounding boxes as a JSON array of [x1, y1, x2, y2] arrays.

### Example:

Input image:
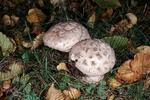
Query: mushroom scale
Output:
[[43, 21, 91, 52], [69, 39, 116, 83]]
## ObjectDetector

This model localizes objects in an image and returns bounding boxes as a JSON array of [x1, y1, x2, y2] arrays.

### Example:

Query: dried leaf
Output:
[[102, 36, 128, 50], [22, 34, 44, 50], [63, 87, 81, 99], [30, 33, 44, 50], [0, 60, 24, 81], [136, 45, 150, 54], [56, 63, 69, 72], [107, 94, 115, 100], [87, 12, 96, 28], [108, 13, 137, 33], [108, 78, 122, 88], [115, 59, 142, 83], [26, 8, 46, 24], [2, 15, 19, 26], [126, 13, 137, 26], [115, 52, 150, 84], [93, 0, 121, 9], [2, 15, 13, 26], [45, 84, 70, 100], [0, 32, 16, 56], [2, 80, 11, 90], [22, 41, 32, 48]]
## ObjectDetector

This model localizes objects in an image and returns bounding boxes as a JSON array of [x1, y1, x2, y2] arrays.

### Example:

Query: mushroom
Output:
[[69, 39, 116, 83], [43, 21, 91, 52]]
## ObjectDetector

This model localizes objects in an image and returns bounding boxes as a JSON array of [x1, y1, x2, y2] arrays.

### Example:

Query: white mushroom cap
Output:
[[43, 21, 91, 52], [69, 39, 116, 83]]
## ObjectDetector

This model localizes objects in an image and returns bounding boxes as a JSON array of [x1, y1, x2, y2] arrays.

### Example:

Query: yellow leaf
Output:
[[0, 32, 16, 56], [108, 78, 121, 89], [56, 62, 69, 72], [45, 84, 69, 100], [108, 13, 137, 33], [26, 8, 46, 24], [0, 60, 24, 81], [2, 80, 11, 90], [30, 33, 44, 51], [63, 87, 81, 99], [87, 12, 96, 28], [136, 45, 150, 54]]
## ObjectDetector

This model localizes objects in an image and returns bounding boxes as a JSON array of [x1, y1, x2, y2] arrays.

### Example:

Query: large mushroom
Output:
[[69, 39, 116, 83], [43, 21, 91, 52]]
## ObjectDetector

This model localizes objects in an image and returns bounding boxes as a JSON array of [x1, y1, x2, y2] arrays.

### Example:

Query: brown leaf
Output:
[[56, 62, 69, 72], [87, 12, 96, 28], [26, 8, 46, 25], [108, 13, 137, 34], [108, 78, 122, 88], [63, 87, 81, 99], [22, 34, 44, 50], [30, 33, 44, 51], [115, 60, 142, 83], [136, 45, 150, 54], [115, 52, 150, 84], [107, 94, 115, 100], [2, 80, 11, 90], [2, 15, 19, 27], [45, 84, 70, 100]]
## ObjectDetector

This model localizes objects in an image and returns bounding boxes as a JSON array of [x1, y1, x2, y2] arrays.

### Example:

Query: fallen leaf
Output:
[[107, 94, 115, 100], [2, 15, 19, 27], [26, 8, 46, 25], [0, 60, 24, 81], [22, 41, 32, 48], [63, 87, 81, 99], [102, 36, 128, 50], [2, 15, 13, 26], [136, 45, 150, 54], [87, 12, 96, 28], [108, 13, 137, 33], [45, 84, 70, 100], [115, 52, 150, 84], [22, 34, 44, 51], [0, 32, 16, 56], [108, 78, 122, 88], [2, 80, 11, 90], [56, 62, 69, 72], [30, 33, 44, 51]]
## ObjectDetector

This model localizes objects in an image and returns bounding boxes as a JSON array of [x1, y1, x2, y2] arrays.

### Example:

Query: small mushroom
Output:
[[43, 21, 91, 52], [69, 39, 116, 83]]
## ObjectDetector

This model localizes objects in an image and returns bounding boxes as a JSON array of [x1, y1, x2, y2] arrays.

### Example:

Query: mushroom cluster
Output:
[[43, 21, 116, 83]]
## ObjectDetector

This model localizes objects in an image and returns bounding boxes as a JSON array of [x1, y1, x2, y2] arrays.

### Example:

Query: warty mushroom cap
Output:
[[69, 39, 116, 82], [43, 21, 91, 52]]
